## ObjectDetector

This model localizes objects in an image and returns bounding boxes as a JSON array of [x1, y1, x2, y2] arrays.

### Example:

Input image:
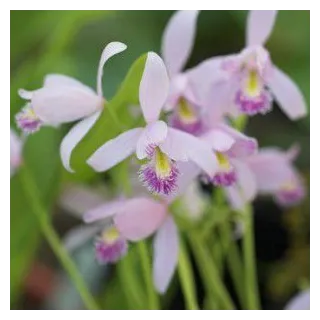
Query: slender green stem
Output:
[[243, 205, 260, 309], [220, 221, 246, 309], [178, 237, 199, 310], [20, 167, 99, 310], [138, 241, 159, 310], [189, 234, 235, 310]]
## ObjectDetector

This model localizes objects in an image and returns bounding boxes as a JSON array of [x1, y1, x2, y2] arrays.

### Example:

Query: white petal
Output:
[[32, 86, 102, 124], [285, 290, 310, 310], [64, 225, 102, 252], [44, 74, 95, 93], [153, 216, 179, 294], [96, 42, 127, 96], [18, 88, 35, 100], [139, 52, 169, 123], [136, 121, 168, 159], [162, 10, 199, 76], [201, 129, 235, 153], [87, 128, 143, 172], [161, 128, 219, 177], [268, 66, 307, 120], [60, 111, 101, 173], [246, 10, 278, 46]]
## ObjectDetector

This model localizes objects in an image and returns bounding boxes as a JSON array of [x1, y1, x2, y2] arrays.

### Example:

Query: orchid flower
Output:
[[246, 144, 305, 207], [64, 193, 179, 294], [161, 10, 207, 135], [10, 129, 23, 176], [87, 52, 219, 196], [285, 289, 310, 310], [189, 10, 307, 120], [15, 42, 127, 134]]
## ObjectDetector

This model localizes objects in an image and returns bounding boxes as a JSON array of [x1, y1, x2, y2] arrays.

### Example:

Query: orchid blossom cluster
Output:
[[13, 10, 307, 296]]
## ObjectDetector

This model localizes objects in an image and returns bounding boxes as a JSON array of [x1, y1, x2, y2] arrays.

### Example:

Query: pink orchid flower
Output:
[[162, 10, 207, 135], [87, 52, 220, 196], [15, 42, 127, 134], [10, 129, 23, 177], [189, 10, 307, 120], [246, 145, 305, 207], [64, 195, 178, 294]]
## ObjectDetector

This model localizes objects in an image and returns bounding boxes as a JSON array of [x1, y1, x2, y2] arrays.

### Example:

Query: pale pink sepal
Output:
[[162, 10, 199, 76], [87, 127, 143, 172], [10, 129, 23, 176], [201, 129, 235, 153], [153, 215, 179, 294], [246, 10, 278, 46], [60, 111, 101, 173], [268, 66, 307, 120], [139, 52, 169, 123], [114, 198, 167, 241]]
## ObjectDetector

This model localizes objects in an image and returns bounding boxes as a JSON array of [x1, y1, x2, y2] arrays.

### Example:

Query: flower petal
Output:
[[87, 128, 143, 172], [201, 129, 235, 153], [136, 121, 168, 159], [217, 123, 258, 157], [32, 86, 102, 124], [246, 10, 278, 46], [10, 129, 23, 176], [153, 215, 179, 294], [162, 10, 199, 76], [161, 128, 219, 177], [96, 42, 127, 96], [114, 198, 167, 241], [60, 111, 101, 173], [224, 185, 245, 211], [232, 159, 257, 203], [64, 225, 102, 252], [18, 88, 35, 100], [44, 74, 95, 94], [139, 52, 169, 123], [83, 200, 125, 223], [285, 290, 310, 310], [268, 66, 307, 120]]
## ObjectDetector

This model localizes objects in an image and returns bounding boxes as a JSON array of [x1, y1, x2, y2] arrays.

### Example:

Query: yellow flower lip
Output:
[[177, 98, 198, 124], [244, 70, 262, 98], [216, 152, 231, 170], [155, 147, 172, 178], [102, 227, 120, 243]]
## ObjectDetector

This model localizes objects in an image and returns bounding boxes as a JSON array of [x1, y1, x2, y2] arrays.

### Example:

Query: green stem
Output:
[[178, 237, 199, 310], [189, 234, 235, 310], [243, 205, 260, 309], [20, 167, 99, 310], [220, 221, 246, 309], [138, 241, 159, 310]]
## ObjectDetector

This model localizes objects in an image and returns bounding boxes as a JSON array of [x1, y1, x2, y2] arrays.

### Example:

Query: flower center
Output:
[[95, 226, 127, 264], [170, 98, 203, 135], [211, 153, 237, 187], [15, 104, 42, 134], [244, 70, 262, 98], [139, 147, 179, 195]]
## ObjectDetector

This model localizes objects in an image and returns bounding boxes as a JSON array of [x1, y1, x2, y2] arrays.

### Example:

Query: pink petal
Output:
[[201, 129, 235, 153], [10, 129, 23, 176], [32, 86, 103, 124], [64, 225, 102, 252], [161, 128, 219, 177], [60, 111, 101, 173], [153, 216, 179, 293], [161, 10, 199, 76], [87, 128, 143, 172], [18, 88, 35, 100], [114, 198, 167, 241], [217, 123, 258, 157], [83, 200, 125, 223], [285, 290, 310, 310], [246, 148, 297, 192], [246, 10, 278, 46], [232, 159, 257, 203], [285, 144, 300, 162], [224, 185, 245, 211], [139, 52, 169, 123], [268, 66, 307, 120], [44, 74, 95, 95], [96, 42, 127, 96], [136, 121, 168, 159]]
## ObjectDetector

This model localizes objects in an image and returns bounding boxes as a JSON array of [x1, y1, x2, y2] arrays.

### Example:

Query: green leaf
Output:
[[71, 54, 147, 174]]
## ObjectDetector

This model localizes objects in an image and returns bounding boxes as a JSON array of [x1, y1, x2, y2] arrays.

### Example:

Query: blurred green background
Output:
[[10, 10, 309, 310]]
